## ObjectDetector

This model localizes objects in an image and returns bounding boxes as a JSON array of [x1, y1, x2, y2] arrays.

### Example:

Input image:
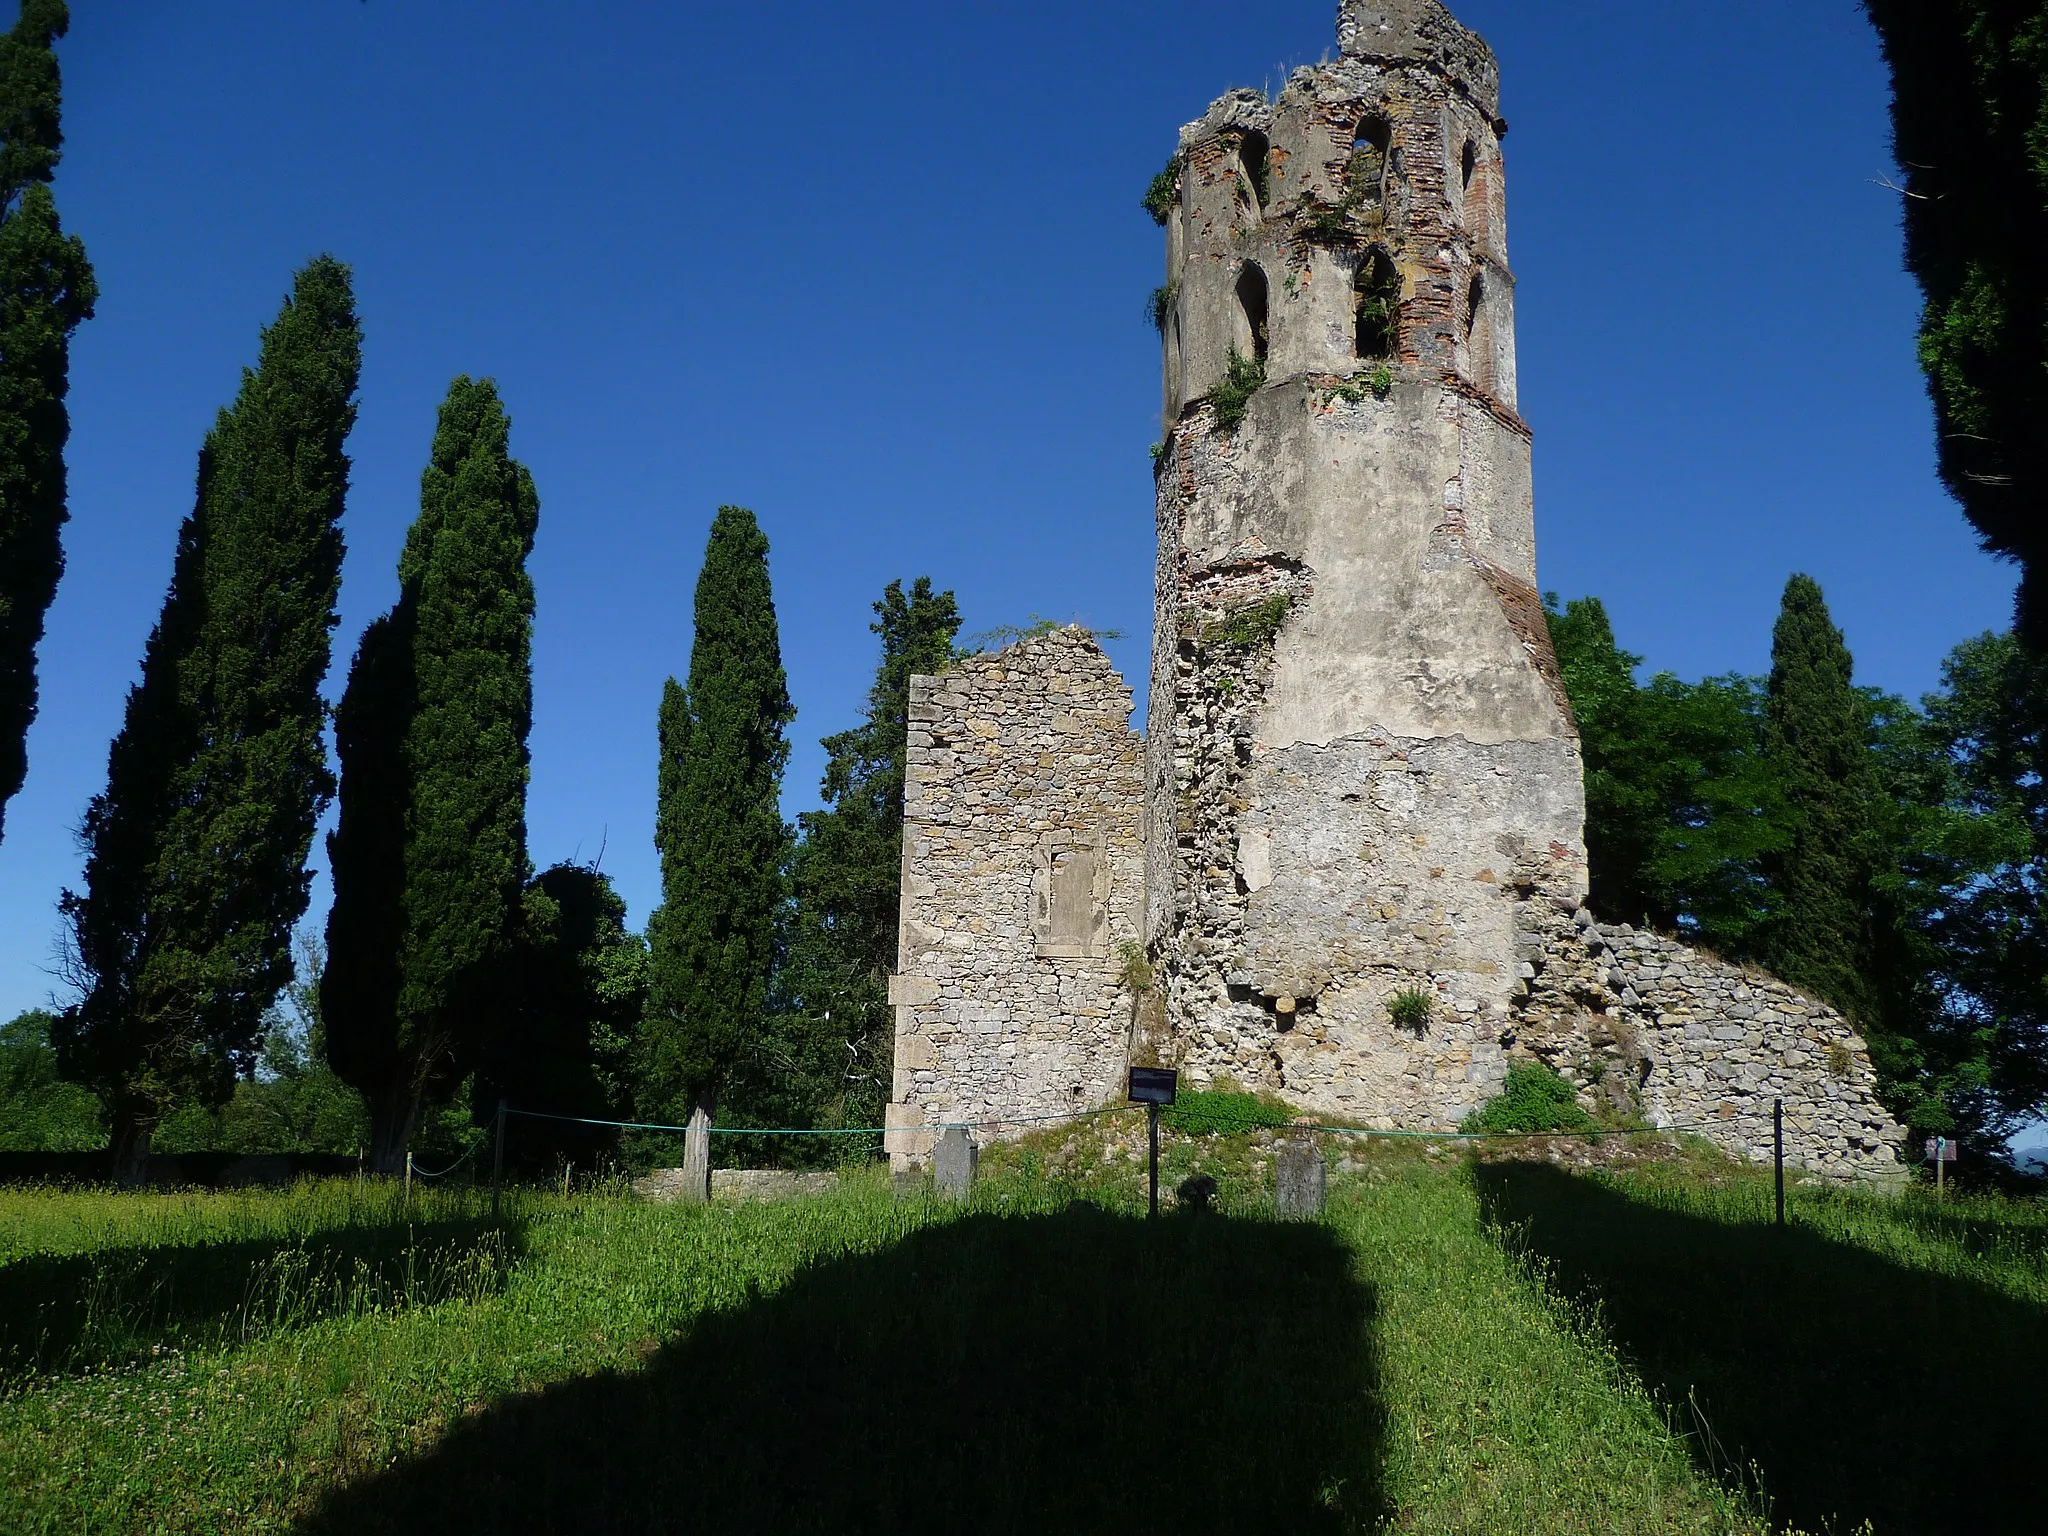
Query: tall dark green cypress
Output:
[[58, 260, 360, 1180], [1862, 3, 2048, 640], [1759, 574, 1881, 1021], [0, 0, 94, 842], [770, 578, 959, 1143], [324, 378, 538, 1172], [640, 508, 792, 1154]]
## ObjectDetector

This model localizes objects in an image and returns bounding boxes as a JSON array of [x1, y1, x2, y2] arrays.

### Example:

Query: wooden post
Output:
[[491, 1100, 507, 1219], [1773, 1098, 1785, 1228], [1937, 1137, 1946, 1199], [405, 1150, 413, 1206]]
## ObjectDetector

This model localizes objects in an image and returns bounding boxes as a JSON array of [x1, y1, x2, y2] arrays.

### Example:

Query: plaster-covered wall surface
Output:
[[1143, 0, 1590, 1125], [884, 631, 1145, 1167]]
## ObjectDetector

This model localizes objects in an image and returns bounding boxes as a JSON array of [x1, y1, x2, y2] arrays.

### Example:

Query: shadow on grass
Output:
[[1474, 1162, 2047, 1536], [297, 1206, 1383, 1535], [0, 1217, 521, 1378]]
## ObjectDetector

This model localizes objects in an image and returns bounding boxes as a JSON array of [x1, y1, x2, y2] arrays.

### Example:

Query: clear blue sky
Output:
[[0, 0, 2014, 1022]]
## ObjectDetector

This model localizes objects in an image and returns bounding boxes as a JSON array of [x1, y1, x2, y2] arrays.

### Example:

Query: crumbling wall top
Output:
[[1335, 0, 1500, 118]]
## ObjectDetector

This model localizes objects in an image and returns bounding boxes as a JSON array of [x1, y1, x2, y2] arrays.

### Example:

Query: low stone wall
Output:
[[1512, 888, 1906, 1179], [633, 1168, 840, 1203]]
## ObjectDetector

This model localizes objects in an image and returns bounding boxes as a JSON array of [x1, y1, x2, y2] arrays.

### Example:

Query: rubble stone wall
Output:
[[1510, 889, 1907, 1178], [884, 630, 1146, 1167]]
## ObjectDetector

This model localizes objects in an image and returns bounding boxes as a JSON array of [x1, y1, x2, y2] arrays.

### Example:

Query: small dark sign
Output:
[[1129, 1067, 1179, 1106], [1924, 1137, 1959, 1163]]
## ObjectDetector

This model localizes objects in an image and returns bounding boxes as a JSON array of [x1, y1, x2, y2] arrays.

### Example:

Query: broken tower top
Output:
[[1335, 0, 1500, 120]]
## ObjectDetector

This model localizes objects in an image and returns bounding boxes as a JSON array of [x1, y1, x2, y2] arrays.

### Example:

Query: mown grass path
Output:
[[0, 1145, 2039, 1533]]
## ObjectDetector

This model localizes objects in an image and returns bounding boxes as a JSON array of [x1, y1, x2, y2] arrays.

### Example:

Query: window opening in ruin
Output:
[[1235, 129, 1270, 219], [1466, 270, 1494, 392], [1349, 116, 1390, 205], [1354, 247, 1399, 360], [1236, 262, 1270, 364], [1461, 139, 1478, 191]]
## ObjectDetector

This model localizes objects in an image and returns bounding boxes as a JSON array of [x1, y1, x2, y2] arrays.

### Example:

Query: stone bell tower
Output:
[[1143, 0, 1588, 1125]]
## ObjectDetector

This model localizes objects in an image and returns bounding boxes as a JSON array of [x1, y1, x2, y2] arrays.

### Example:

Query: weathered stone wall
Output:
[[882, 0, 1907, 1184], [1509, 891, 1907, 1177], [1143, 0, 1588, 1128], [885, 630, 1145, 1167]]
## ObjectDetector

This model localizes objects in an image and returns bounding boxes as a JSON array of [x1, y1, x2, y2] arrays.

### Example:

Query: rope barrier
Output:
[[409, 1139, 484, 1179], [501, 1104, 1139, 1137], [499, 1103, 1709, 1143]]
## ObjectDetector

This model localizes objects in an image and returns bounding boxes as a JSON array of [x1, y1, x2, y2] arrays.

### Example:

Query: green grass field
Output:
[[0, 1127, 2040, 1534]]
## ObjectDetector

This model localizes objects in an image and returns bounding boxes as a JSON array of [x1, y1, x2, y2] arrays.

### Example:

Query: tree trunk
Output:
[[367, 1082, 422, 1176], [109, 1113, 153, 1189], [679, 1092, 714, 1203]]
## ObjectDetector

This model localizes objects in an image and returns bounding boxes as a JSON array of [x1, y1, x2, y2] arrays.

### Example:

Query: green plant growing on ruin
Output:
[[1388, 985, 1435, 1033], [1147, 278, 1179, 333], [1162, 1088, 1293, 1136], [1142, 156, 1181, 225], [1115, 941, 1154, 995], [1204, 348, 1266, 433], [1148, 440, 1166, 463], [963, 615, 1125, 654], [1205, 592, 1292, 651], [1462, 1060, 1597, 1134], [1324, 365, 1395, 406], [1826, 1042, 1855, 1079]]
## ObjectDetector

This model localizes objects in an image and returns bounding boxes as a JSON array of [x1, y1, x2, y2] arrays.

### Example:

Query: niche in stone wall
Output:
[[1236, 262, 1270, 363], [1032, 829, 1110, 959], [1233, 128, 1270, 221]]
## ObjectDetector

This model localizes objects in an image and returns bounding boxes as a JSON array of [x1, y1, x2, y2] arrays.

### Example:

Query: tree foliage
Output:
[[0, 1008, 101, 1150], [743, 578, 960, 1159], [475, 862, 646, 1168], [639, 507, 792, 1127], [323, 377, 538, 1170], [0, 0, 94, 841], [1545, 594, 1788, 949], [57, 259, 360, 1175], [1759, 575, 1883, 1023], [1862, 2, 2048, 640]]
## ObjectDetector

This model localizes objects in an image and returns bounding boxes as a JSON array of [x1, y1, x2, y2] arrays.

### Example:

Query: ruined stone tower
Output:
[[1144, 0, 1581, 1123], [885, 0, 1906, 1178]]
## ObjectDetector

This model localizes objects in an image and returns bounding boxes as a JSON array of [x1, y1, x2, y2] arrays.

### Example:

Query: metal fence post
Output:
[[1774, 1097, 1785, 1228], [1148, 1102, 1160, 1219]]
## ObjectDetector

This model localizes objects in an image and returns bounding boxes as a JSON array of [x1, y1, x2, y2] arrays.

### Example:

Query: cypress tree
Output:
[[0, 0, 94, 842], [1862, 3, 2048, 640], [1759, 574, 1881, 1020], [640, 507, 792, 1183], [768, 578, 959, 1145], [324, 378, 539, 1172], [57, 259, 361, 1180]]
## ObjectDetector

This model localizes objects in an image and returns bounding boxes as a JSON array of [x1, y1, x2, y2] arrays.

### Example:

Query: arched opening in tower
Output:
[[1349, 116, 1391, 207], [1465, 270, 1494, 394], [1234, 129, 1270, 221], [1236, 262, 1270, 364], [1354, 247, 1399, 361], [1461, 139, 1478, 191]]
